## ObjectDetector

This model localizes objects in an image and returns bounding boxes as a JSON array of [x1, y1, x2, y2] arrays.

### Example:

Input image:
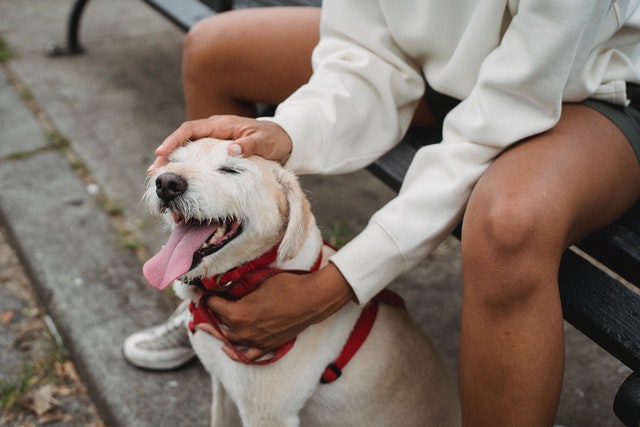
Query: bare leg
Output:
[[182, 7, 320, 120], [459, 104, 640, 426]]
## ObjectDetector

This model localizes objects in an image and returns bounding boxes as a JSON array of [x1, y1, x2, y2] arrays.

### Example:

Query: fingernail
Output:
[[229, 143, 242, 157], [222, 345, 240, 362]]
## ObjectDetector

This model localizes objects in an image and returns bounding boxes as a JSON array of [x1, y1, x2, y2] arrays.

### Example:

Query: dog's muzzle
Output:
[[156, 172, 188, 204]]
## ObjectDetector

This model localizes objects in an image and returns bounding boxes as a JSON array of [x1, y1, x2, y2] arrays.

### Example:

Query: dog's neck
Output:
[[190, 240, 324, 300], [187, 240, 325, 366]]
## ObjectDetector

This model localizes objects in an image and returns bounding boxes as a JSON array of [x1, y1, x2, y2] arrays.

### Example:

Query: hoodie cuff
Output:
[[329, 221, 407, 305]]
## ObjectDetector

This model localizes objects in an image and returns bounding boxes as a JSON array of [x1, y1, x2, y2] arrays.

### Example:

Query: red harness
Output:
[[187, 243, 404, 384]]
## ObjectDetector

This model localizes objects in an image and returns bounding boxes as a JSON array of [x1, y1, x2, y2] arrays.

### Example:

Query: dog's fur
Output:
[[144, 138, 461, 427]]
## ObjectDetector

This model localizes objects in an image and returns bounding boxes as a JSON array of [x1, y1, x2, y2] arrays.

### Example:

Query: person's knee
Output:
[[461, 183, 564, 308], [464, 188, 541, 259]]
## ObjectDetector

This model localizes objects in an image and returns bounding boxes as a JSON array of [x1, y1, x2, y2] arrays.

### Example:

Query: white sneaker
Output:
[[122, 300, 195, 370]]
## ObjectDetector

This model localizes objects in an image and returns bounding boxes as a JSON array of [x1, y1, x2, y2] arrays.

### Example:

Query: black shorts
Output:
[[424, 82, 640, 164]]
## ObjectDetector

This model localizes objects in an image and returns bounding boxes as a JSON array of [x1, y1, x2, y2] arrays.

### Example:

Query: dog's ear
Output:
[[275, 167, 314, 262]]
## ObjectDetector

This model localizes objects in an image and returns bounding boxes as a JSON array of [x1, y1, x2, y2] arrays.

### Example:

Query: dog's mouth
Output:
[[189, 216, 243, 269], [142, 213, 243, 290]]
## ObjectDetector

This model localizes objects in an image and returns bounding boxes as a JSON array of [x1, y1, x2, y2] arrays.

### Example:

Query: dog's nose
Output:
[[156, 173, 188, 202]]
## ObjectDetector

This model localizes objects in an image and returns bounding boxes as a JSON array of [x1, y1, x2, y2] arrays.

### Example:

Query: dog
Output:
[[142, 138, 461, 427]]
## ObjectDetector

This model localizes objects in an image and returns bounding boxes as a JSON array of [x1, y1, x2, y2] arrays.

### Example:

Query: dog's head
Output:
[[142, 138, 319, 290]]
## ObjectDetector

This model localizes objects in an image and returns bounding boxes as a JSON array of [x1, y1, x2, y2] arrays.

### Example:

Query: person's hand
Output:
[[196, 263, 356, 362], [148, 115, 293, 173]]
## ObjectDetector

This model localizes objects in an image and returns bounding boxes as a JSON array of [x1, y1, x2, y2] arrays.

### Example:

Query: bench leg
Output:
[[614, 372, 640, 426], [46, 0, 92, 56]]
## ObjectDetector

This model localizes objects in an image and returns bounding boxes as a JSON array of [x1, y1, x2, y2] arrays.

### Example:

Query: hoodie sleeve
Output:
[[266, 0, 634, 304]]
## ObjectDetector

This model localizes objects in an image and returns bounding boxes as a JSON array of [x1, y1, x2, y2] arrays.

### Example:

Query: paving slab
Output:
[[0, 149, 210, 427], [0, 72, 49, 157]]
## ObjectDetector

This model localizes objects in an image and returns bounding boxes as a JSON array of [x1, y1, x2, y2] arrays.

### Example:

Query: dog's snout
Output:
[[156, 173, 188, 202]]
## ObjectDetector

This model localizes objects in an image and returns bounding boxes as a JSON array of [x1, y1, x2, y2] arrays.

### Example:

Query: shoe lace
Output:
[[138, 306, 191, 350]]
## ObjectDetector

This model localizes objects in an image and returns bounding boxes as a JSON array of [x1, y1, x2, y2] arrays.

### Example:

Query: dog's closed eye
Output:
[[217, 166, 243, 174]]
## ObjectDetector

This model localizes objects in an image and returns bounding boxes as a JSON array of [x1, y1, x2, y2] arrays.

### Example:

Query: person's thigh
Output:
[[183, 7, 321, 117], [465, 103, 640, 251], [183, 6, 440, 126]]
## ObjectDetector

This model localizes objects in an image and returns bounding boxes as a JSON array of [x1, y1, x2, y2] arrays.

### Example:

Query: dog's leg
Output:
[[210, 377, 241, 427], [239, 410, 300, 427]]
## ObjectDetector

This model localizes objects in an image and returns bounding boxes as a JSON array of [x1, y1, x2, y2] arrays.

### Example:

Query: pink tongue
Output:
[[143, 222, 219, 290]]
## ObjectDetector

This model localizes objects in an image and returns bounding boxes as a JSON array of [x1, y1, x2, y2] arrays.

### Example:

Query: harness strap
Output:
[[189, 266, 297, 365], [188, 244, 322, 365], [187, 241, 405, 383], [320, 289, 405, 384]]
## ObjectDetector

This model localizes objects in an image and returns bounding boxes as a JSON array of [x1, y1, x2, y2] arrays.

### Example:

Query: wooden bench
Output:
[[51, 0, 640, 424]]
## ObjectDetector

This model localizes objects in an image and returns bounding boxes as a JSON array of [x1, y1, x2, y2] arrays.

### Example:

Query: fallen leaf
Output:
[[0, 310, 13, 324], [55, 360, 84, 392], [54, 384, 76, 397], [29, 384, 58, 416], [37, 409, 65, 424]]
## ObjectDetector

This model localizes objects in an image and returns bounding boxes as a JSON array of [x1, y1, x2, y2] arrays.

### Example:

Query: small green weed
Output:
[[0, 36, 13, 63], [324, 221, 354, 249], [0, 364, 35, 411], [0, 340, 67, 413]]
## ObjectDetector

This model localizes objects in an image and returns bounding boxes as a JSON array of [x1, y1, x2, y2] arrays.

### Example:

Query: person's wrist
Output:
[[307, 263, 357, 325]]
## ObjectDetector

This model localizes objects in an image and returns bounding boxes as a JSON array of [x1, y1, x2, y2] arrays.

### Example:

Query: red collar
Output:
[[196, 243, 283, 300], [187, 243, 404, 383]]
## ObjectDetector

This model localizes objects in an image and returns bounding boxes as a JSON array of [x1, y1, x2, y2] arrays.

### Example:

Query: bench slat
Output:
[[366, 127, 441, 192], [143, 0, 218, 31], [560, 249, 640, 371], [577, 204, 640, 287], [234, 0, 320, 7]]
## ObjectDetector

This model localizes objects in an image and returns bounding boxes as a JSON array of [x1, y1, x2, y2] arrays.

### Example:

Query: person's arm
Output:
[[270, 0, 630, 303], [153, 1, 636, 358]]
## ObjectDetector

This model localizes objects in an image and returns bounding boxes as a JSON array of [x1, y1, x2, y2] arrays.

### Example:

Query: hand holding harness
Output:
[[187, 242, 405, 384]]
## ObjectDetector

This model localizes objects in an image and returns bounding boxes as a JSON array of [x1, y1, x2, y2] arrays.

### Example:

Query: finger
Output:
[[230, 130, 292, 161], [241, 347, 269, 362], [155, 120, 208, 156], [196, 322, 225, 342], [147, 156, 168, 174], [228, 142, 243, 157], [222, 344, 269, 363], [148, 119, 232, 173], [228, 134, 259, 158], [205, 294, 232, 316], [221, 344, 243, 362]]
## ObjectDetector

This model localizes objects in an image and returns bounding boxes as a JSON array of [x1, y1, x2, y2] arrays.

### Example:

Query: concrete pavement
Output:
[[0, 0, 632, 425]]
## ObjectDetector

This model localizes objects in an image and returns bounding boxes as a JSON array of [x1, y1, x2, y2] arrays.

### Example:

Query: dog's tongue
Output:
[[143, 222, 218, 290]]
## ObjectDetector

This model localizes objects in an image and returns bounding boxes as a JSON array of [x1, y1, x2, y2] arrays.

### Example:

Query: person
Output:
[[123, 2, 640, 425]]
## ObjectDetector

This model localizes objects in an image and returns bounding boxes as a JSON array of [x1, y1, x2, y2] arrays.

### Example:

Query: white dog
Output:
[[142, 138, 460, 427]]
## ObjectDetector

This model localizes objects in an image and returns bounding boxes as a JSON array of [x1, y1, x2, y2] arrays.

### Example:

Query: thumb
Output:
[[226, 121, 292, 161], [205, 294, 233, 318], [227, 134, 258, 158]]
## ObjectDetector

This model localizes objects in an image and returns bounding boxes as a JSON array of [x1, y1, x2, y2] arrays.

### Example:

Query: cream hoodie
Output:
[[264, 0, 640, 304]]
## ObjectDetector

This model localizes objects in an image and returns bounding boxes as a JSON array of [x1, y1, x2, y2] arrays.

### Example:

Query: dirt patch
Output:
[[0, 224, 105, 427]]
